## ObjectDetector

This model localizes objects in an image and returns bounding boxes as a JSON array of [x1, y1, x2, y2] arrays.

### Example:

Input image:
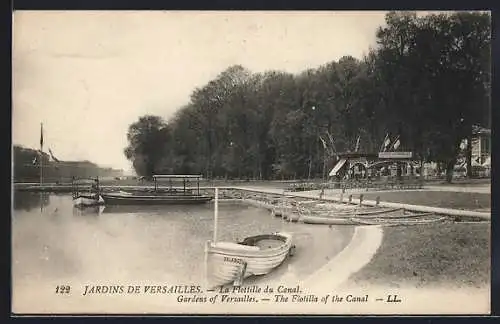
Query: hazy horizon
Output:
[[13, 11, 393, 173]]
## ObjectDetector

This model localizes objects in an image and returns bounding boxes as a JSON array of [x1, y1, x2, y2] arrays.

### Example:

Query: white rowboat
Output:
[[204, 188, 294, 288], [205, 232, 294, 288], [73, 194, 104, 207]]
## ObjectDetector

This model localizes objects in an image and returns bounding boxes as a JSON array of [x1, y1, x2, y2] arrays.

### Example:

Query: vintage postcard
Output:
[[12, 10, 491, 315]]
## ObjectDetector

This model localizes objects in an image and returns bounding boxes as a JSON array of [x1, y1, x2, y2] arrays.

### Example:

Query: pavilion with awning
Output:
[[329, 158, 347, 177], [327, 151, 417, 180]]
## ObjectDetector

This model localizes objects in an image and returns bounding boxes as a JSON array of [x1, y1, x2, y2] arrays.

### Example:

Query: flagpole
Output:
[[40, 123, 43, 187]]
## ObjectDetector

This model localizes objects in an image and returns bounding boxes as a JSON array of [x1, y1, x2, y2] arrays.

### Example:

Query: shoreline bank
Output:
[[14, 184, 490, 220]]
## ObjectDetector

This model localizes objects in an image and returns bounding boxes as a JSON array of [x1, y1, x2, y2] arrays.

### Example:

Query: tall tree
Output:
[[373, 11, 490, 182], [124, 11, 490, 182], [124, 115, 171, 176]]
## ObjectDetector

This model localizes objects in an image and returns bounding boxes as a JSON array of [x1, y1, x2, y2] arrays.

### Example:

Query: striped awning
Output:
[[329, 158, 347, 177]]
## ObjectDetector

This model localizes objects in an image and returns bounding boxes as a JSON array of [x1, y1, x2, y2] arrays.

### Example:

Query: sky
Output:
[[12, 11, 390, 174]]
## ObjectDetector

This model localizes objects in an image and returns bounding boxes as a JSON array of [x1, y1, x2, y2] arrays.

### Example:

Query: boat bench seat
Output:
[[212, 242, 260, 251]]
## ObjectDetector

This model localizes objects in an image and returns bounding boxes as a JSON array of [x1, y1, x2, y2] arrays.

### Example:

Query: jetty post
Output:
[[281, 190, 285, 221], [213, 187, 218, 243]]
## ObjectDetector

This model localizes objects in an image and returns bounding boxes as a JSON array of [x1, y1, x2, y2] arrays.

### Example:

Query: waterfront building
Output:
[[13, 145, 123, 182]]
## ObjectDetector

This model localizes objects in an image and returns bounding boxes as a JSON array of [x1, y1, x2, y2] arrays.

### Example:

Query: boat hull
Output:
[[282, 212, 301, 222], [101, 193, 213, 205], [205, 232, 293, 288], [306, 207, 404, 219], [351, 214, 447, 226], [298, 207, 406, 225], [73, 195, 104, 207], [328, 207, 405, 218], [301, 215, 358, 225]]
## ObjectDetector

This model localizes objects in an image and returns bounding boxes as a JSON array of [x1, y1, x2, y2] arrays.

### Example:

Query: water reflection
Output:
[[13, 191, 51, 211], [72, 205, 105, 217], [101, 204, 211, 215], [12, 193, 352, 300]]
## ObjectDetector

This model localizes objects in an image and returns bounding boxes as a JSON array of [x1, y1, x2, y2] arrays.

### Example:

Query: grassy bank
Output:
[[346, 222, 490, 289], [360, 191, 490, 211]]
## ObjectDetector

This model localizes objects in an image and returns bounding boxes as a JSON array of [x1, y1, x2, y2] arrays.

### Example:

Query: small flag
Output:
[[380, 133, 390, 152], [40, 123, 44, 148], [392, 136, 400, 150], [355, 135, 360, 152], [384, 136, 391, 149], [48, 148, 60, 162]]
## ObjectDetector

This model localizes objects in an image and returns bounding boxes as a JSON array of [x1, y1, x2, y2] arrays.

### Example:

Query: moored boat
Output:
[[351, 213, 447, 226], [205, 232, 294, 288], [100, 193, 212, 205], [72, 177, 104, 207], [327, 207, 405, 219], [301, 214, 359, 225], [205, 188, 294, 288], [282, 212, 301, 222], [73, 194, 105, 207], [101, 174, 212, 205]]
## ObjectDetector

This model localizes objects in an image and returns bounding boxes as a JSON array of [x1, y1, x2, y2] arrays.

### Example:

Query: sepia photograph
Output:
[[12, 10, 491, 315]]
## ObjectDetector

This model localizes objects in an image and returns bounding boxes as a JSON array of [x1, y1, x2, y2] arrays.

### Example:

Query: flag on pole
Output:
[[39, 123, 44, 185], [392, 135, 400, 150], [48, 148, 60, 162], [384, 135, 391, 151], [355, 135, 360, 152], [380, 133, 390, 152], [40, 123, 44, 149]]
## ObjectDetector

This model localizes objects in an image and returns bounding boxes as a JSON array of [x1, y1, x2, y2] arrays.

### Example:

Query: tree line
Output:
[[124, 11, 490, 182]]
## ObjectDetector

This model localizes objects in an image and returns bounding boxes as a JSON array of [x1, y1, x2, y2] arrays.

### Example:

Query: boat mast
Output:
[[39, 122, 44, 186], [213, 187, 218, 243]]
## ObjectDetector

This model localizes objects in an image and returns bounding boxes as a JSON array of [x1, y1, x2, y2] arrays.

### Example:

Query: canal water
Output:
[[12, 192, 354, 313]]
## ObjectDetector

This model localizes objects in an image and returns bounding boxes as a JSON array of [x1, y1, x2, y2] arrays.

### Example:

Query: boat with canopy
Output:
[[100, 174, 212, 205]]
